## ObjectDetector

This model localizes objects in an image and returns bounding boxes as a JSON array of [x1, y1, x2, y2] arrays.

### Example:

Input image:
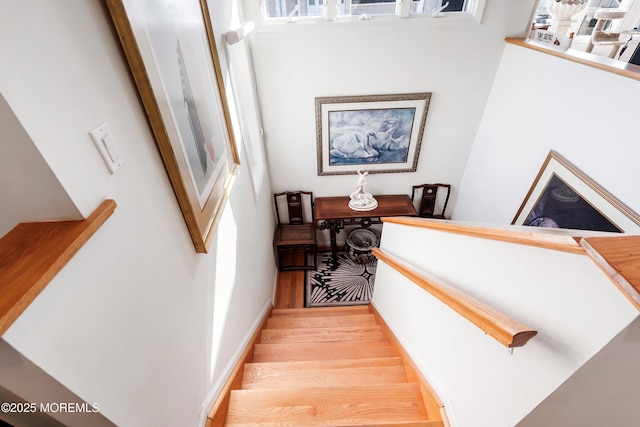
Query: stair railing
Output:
[[371, 215, 640, 427], [373, 247, 537, 348], [381, 216, 640, 311]]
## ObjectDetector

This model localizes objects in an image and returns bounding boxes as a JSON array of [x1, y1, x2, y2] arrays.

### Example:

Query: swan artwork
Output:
[[327, 108, 415, 167], [329, 126, 379, 160], [318, 95, 430, 175], [368, 119, 409, 152]]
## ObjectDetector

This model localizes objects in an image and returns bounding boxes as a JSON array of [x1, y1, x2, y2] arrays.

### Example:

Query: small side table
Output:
[[314, 194, 418, 261]]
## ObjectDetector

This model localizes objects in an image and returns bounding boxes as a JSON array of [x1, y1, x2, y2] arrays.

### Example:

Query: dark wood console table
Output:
[[314, 194, 418, 261]]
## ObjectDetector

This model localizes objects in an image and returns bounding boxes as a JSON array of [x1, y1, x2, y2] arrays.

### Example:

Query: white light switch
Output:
[[101, 133, 121, 162], [89, 122, 123, 174]]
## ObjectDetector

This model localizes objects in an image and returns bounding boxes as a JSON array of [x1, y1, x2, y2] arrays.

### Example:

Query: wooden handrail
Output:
[[0, 200, 116, 336], [580, 235, 640, 310], [372, 247, 537, 348], [380, 216, 613, 254], [382, 216, 640, 312]]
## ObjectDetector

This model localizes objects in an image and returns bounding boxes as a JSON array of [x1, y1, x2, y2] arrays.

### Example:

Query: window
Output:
[[531, 0, 627, 34], [412, 0, 466, 15], [576, 0, 621, 36], [337, 0, 396, 18], [528, 0, 640, 64], [263, 0, 323, 19], [261, 0, 477, 22]]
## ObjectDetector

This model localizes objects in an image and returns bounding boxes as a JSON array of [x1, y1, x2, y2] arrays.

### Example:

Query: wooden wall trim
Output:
[[381, 216, 588, 254], [373, 248, 537, 348], [206, 306, 273, 427], [505, 37, 640, 82], [0, 199, 117, 336]]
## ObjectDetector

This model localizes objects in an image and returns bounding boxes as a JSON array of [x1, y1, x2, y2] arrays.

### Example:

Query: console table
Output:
[[314, 194, 418, 261]]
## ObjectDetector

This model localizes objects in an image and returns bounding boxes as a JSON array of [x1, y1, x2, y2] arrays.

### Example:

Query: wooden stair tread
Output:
[[252, 340, 395, 363], [210, 308, 445, 427], [242, 363, 408, 389], [244, 357, 403, 371], [267, 313, 375, 329], [225, 384, 434, 426], [271, 306, 370, 317], [260, 325, 385, 343]]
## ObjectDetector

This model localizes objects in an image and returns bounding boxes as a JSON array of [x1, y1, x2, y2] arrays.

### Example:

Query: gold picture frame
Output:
[[512, 150, 640, 233], [107, 0, 239, 253]]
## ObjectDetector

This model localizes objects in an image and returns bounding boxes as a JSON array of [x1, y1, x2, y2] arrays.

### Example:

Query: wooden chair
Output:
[[411, 184, 451, 219], [273, 191, 317, 271]]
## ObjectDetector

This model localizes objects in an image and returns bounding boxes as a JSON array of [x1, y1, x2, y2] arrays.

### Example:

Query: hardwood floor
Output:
[[274, 270, 306, 309], [274, 245, 339, 309]]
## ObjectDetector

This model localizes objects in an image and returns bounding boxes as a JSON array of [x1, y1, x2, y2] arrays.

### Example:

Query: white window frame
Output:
[[255, 0, 486, 27]]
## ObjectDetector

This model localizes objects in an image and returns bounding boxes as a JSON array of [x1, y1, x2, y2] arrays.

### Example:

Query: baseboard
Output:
[[369, 302, 451, 427], [197, 300, 273, 427], [270, 267, 279, 306]]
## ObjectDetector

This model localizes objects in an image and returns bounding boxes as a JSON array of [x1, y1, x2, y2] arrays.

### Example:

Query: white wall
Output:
[[455, 43, 640, 224], [0, 1, 276, 426], [248, 0, 537, 202], [0, 340, 112, 427], [423, 27, 640, 427], [0, 93, 80, 236], [373, 221, 638, 427], [517, 315, 640, 427]]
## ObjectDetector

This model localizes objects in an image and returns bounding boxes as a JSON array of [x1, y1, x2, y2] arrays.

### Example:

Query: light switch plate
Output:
[[89, 122, 123, 174]]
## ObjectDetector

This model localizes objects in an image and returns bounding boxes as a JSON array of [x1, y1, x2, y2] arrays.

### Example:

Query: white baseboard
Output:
[[196, 299, 272, 427]]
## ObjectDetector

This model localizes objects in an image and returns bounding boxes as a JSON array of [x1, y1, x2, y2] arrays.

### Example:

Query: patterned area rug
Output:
[[305, 252, 377, 307]]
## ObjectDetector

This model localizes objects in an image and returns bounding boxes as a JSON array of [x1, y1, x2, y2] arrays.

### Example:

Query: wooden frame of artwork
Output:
[[315, 93, 431, 175], [512, 150, 640, 233], [107, 0, 240, 253]]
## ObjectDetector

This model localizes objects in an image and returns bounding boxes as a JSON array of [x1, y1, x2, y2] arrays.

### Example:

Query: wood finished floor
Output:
[[275, 246, 341, 309], [274, 270, 306, 309]]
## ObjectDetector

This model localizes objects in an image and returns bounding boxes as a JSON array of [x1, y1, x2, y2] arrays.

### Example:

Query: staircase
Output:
[[223, 305, 444, 426]]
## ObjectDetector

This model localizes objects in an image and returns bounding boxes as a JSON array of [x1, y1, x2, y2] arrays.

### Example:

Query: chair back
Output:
[[274, 191, 314, 225], [411, 184, 451, 218]]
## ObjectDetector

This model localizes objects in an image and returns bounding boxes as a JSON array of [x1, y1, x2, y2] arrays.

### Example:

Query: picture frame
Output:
[[315, 93, 431, 175], [512, 150, 640, 233], [107, 0, 240, 253], [223, 27, 266, 200]]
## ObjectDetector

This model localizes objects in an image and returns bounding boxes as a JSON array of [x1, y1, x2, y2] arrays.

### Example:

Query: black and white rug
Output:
[[305, 252, 377, 308]]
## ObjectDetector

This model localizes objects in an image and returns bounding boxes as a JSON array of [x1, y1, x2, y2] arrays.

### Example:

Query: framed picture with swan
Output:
[[315, 93, 431, 175]]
